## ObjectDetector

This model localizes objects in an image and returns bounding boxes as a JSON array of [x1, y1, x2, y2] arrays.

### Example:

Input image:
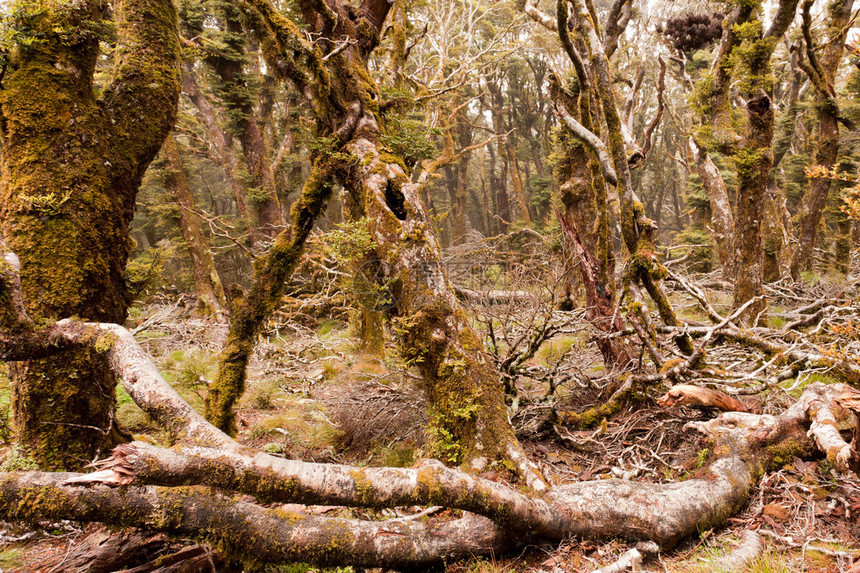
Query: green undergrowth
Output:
[[247, 400, 343, 457], [159, 348, 217, 413], [0, 547, 24, 571], [781, 372, 840, 399], [116, 385, 157, 434], [534, 334, 586, 367]]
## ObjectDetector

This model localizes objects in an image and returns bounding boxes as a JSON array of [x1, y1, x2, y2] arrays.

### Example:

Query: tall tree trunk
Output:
[[688, 138, 734, 278], [343, 135, 543, 485], [555, 94, 630, 366], [181, 65, 258, 246], [506, 140, 532, 225], [700, 0, 800, 323], [762, 47, 802, 281], [0, 0, 180, 468], [566, 0, 694, 355], [791, 110, 840, 279], [487, 82, 511, 234], [451, 113, 471, 242], [731, 97, 774, 323], [204, 5, 285, 239], [790, 0, 854, 279], [162, 136, 229, 319]]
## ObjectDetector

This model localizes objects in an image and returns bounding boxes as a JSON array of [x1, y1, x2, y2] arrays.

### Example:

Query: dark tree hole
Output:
[[385, 181, 407, 220]]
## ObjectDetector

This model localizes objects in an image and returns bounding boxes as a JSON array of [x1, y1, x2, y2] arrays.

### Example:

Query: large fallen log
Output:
[[1, 380, 852, 566], [1, 243, 858, 567]]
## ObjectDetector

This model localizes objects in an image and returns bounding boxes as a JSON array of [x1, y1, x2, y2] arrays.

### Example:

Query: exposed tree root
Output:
[[712, 530, 763, 572], [658, 384, 748, 412], [589, 541, 658, 573]]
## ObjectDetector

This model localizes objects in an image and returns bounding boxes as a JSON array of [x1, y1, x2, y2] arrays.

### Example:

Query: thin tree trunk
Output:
[[791, 110, 840, 278], [506, 141, 532, 225], [487, 82, 511, 234], [181, 65, 258, 246], [689, 138, 734, 278], [452, 114, 471, 242], [162, 136, 229, 319], [205, 163, 333, 433]]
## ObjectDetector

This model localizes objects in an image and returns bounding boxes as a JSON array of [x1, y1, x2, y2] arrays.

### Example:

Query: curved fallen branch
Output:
[[2, 243, 859, 567], [0, 472, 507, 570]]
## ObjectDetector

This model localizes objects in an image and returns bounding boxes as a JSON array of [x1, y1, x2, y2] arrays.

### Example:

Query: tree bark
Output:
[[688, 138, 734, 278], [706, 0, 800, 323], [731, 93, 773, 324], [790, 0, 855, 279], [162, 136, 229, 319], [566, 0, 694, 355], [451, 111, 471, 242], [0, 0, 180, 468], [181, 65, 258, 247], [487, 80, 512, 233]]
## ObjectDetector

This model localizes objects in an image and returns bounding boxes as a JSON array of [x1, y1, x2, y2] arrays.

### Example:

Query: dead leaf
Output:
[[763, 504, 789, 522]]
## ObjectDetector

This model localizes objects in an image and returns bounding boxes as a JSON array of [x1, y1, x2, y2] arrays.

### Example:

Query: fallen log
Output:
[[1, 244, 858, 567]]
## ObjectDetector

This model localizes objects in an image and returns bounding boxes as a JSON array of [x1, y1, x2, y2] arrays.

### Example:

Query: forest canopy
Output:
[[0, 0, 859, 571]]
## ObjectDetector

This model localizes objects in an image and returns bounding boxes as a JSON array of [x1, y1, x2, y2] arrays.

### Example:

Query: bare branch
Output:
[[640, 57, 666, 160], [554, 105, 618, 186]]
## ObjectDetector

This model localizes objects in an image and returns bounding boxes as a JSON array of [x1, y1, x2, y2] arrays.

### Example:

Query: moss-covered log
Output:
[[0, 472, 509, 570], [0, 0, 181, 468]]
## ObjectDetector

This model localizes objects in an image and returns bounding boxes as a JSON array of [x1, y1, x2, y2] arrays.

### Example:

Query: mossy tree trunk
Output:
[[698, 0, 800, 324], [230, 0, 546, 487], [0, 0, 181, 468], [553, 80, 631, 367], [205, 163, 333, 433], [790, 0, 854, 279], [762, 48, 802, 282], [162, 135, 229, 319], [561, 0, 693, 355], [731, 95, 773, 323]]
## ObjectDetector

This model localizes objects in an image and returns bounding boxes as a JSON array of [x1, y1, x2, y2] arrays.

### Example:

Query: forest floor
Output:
[[1, 263, 860, 572]]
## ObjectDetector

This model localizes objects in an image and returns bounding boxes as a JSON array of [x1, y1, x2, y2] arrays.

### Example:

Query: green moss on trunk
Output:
[[0, 0, 180, 469]]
